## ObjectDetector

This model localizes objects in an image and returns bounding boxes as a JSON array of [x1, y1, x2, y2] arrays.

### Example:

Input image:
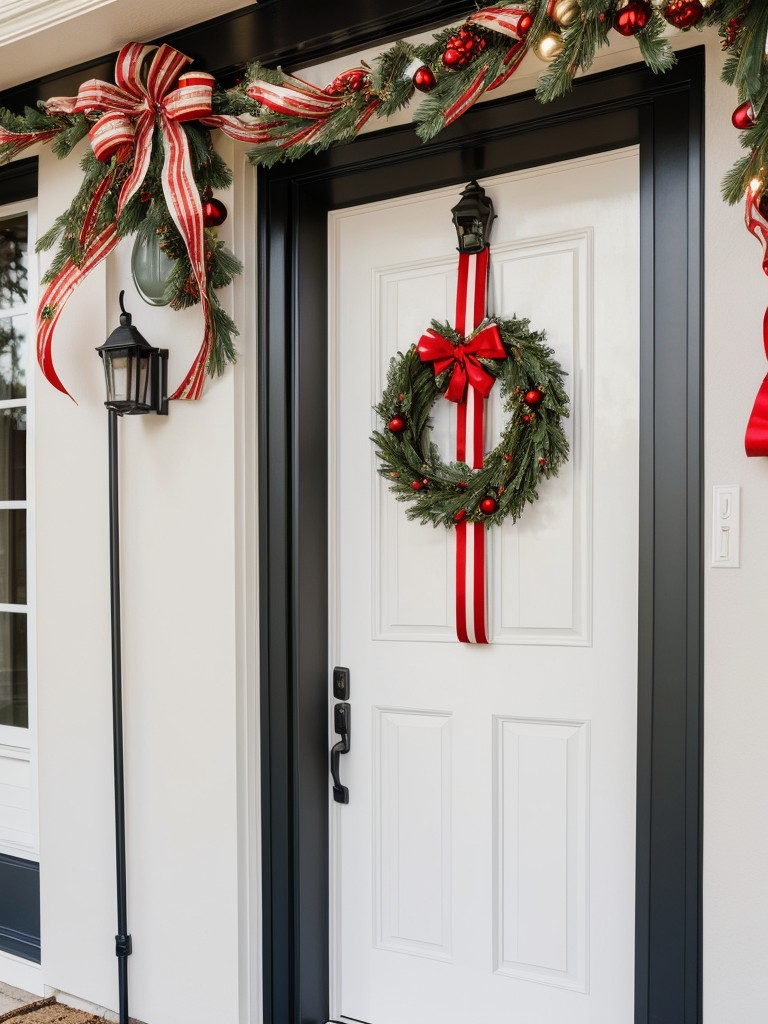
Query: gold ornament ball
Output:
[[698, 0, 715, 6], [552, 0, 580, 27], [534, 31, 565, 62]]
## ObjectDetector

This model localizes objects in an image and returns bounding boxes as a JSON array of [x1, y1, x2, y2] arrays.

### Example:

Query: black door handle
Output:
[[331, 702, 351, 804]]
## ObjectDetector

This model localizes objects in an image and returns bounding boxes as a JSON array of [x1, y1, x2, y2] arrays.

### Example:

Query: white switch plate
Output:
[[711, 485, 740, 568]]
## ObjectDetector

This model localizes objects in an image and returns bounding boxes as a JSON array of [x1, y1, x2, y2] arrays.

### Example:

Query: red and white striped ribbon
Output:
[[467, 6, 534, 37], [39, 42, 280, 402], [454, 247, 490, 644]]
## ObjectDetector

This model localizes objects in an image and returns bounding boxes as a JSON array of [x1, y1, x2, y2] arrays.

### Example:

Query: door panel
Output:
[[329, 149, 639, 1024]]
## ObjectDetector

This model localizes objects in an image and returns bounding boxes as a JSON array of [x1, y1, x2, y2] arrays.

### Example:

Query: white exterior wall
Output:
[[702, 42, 768, 1024], [0, 18, 763, 1024], [32, 141, 258, 1023]]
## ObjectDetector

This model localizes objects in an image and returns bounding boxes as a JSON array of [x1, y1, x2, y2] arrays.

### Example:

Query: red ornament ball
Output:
[[524, 388, 544, 408], [517, 13, 533, 35], [202, 197, 227, 227], [443, 47, 462, 67], [732, 101, 755, 131], [522, 414, 532, 424], [480, 497, 498, 515], [413, 65, 436, 92], [422, 478, 430, 487], [662, 0, 704, 29], [614, 1, 651, 36], [388, 415, 406, 433], [454, 509, 467, 523], [539, 457, 548, 466], [412, 480, 422, 491], [504, 453, 512, 462]]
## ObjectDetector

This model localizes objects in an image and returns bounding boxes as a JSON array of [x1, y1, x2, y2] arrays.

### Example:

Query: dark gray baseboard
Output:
[[0, 853, 40, 963]]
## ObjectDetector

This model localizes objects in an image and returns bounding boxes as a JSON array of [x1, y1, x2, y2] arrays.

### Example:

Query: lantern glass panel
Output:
[[105, 352, 129, 405], [457, 217, 482, 251], [134, 351, 151, 407]]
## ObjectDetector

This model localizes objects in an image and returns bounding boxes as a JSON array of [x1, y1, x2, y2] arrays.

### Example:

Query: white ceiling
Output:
[[0, 0, 255, 92]]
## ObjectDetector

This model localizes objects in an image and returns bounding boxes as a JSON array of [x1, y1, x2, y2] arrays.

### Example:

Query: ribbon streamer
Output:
[[467, 7, 533, 38], [0, 124, 60, 161], [416, 247, 494, 644], [454, 247, 491, 644], [744, 188, 768, 455], [246, 70, 381, 150], [247, 76, 346, 119]]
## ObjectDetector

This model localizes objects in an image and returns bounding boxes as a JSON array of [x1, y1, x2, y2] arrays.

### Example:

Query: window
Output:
[[0, 206, 33, 731]]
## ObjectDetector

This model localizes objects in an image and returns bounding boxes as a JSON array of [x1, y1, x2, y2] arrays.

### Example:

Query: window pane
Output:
[[0, 214, 28, 311], [0, 314, 27, 399], [0, 611, 27, 728], [0, 510, 25, 604], [0, 407, 25, 501]]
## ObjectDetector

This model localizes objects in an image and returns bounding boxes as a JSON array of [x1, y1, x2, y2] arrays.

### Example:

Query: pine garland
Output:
[[0, 3, 766, 399], [217, 0, 760, 205], [372, 317, 569, 529]]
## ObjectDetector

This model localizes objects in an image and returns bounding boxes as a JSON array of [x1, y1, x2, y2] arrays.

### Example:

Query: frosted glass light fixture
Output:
[[131, 230, 174, 307]]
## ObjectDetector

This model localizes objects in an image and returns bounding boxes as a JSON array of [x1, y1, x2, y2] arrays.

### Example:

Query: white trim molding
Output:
[[0, 0, 118, 47]]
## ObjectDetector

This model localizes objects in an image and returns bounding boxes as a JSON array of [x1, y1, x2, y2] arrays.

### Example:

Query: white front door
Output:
[[329, 149, 640, 1024]]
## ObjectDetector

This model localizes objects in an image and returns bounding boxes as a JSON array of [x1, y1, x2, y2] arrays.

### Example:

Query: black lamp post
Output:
[[96, 292, 168, 1024], [450, 180, 496, 254]]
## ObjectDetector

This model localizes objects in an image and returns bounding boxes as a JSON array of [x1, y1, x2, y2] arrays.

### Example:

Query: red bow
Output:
[[417, 323, 505, 403]]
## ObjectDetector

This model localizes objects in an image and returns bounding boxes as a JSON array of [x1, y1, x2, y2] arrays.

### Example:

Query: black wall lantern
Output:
[[96, 291, 168, 415], [96, 293, 169, 1024], [451, 180, 496, 254]]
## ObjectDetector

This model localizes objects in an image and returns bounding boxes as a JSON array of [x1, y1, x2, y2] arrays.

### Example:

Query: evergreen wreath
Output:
[[372, 316, 569, 528]]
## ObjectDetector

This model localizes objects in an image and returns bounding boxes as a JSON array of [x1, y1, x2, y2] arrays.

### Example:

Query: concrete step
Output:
[[0, 982, 37, 1016]]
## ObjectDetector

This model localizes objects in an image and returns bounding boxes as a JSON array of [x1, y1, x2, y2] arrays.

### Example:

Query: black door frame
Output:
[[258, 47, 703, 1024]]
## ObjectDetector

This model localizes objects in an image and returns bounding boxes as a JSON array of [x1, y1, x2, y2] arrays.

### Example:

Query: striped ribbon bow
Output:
[[40, 42, 271, 402]]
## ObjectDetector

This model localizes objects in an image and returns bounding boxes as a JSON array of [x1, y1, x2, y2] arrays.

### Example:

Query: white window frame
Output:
[[0, 196, 38, 862]]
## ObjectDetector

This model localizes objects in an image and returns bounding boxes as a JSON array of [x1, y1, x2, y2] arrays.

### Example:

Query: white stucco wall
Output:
[[0, 18, 765, 1024], [32, 141, 258, 1024]]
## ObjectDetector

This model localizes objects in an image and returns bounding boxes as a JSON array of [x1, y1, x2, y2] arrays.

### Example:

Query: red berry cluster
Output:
[[324, 68, 369, 95], [723, 17, 741, 49], [443, 26, 487, 69]]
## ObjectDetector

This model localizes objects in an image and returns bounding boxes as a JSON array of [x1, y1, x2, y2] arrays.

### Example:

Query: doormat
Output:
[[0, 999, 108, 1023]]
